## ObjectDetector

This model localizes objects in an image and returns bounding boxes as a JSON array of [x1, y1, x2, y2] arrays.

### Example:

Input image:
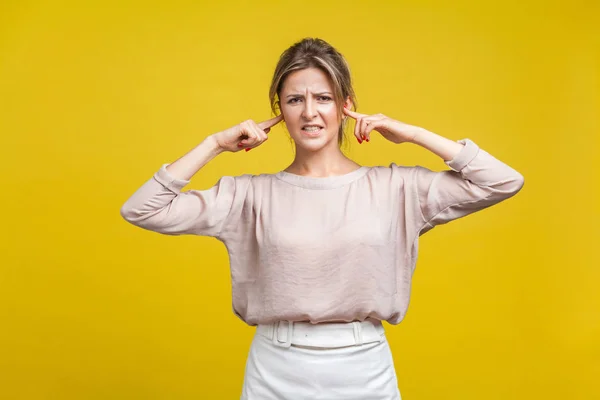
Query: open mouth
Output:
[[301, 126, 324, 136]]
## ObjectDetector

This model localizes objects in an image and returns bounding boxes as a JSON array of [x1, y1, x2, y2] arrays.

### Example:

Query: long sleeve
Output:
[[396, 138, 525, 236], [120, 163, 239, 238]]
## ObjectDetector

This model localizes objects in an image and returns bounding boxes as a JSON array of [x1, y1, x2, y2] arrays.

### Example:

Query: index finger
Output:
[[342, 107, 366, 119], [258, 114, 284, 130]]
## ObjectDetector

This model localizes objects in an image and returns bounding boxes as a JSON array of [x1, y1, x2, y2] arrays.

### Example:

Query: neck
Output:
[[286, 140, 359, 177]]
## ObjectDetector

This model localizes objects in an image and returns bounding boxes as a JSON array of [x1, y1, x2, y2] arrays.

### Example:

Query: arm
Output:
[[404, 132, 525, 235], [119, 135, 237, 237], [410, 127, 465, 162], [119, 116, 280, 237], [342, 107, 525, 235], [164, 135, 224, 180]]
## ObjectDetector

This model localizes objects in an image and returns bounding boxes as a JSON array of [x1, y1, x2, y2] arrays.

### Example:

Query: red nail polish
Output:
[[238, 143, 243, 148], [245, 148, 251, 152]]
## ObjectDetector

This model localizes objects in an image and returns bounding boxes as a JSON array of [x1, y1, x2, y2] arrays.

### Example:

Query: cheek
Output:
[[282, 106, 299, 120], [320, 103, 339, 120], [282, 110, 298, 131]]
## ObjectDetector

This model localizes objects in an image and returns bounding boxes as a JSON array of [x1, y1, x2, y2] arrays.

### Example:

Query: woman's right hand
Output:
[[212, 114, 284, 152]]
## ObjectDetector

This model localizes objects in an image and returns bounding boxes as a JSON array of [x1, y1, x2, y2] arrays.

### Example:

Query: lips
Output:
[[301, 126, 323, 137], [302, 125, 323, 130]]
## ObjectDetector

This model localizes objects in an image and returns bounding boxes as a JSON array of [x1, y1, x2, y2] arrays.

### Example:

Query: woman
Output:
[[120, 37, 524, 399]]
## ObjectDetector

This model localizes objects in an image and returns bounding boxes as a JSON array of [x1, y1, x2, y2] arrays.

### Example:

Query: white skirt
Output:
[[240, 319, 402, 400]]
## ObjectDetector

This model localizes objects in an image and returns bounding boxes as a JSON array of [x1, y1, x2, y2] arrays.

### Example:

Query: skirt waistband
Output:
[[256, 319, 385, 349]]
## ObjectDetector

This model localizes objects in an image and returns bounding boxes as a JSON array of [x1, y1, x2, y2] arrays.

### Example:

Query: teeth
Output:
[[303, 127, 321, 131]]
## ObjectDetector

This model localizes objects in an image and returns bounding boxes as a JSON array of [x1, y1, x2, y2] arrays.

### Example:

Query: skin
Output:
[[165, 68, 465, 181], [278, 67, 359, 177], [275, 67, 464, 176]]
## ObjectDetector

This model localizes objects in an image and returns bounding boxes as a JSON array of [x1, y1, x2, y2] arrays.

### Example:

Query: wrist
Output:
[[408, 127, 429, 145], [204, 134, 225, 156]]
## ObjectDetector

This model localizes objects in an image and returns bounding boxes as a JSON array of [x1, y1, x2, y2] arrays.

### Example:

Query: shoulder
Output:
[[230, 171, 278, 182], [366, 163, 424, 179], [363, 164, 439, 192], [224, 171, 279, 191]]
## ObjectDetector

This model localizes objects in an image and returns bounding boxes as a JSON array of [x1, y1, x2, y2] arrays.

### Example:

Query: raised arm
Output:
[[120, 115, 283, 237], [119, 136, 235, 237], [341, 106, 525, 235], [164, 114, 282, 180], [404, 135, 524, 235]]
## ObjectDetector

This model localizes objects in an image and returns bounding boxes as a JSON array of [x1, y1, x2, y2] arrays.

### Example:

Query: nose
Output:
[[301, 98, 317, 120]]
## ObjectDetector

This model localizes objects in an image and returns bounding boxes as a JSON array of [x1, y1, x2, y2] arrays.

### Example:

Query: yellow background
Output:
[[1, 0, 598, 399]]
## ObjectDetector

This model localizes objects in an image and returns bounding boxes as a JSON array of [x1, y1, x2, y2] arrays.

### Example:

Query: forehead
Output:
[[281, 67, 333, 93]]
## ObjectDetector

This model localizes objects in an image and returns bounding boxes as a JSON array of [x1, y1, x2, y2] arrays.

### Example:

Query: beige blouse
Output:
[[120, 138, 524, 326]]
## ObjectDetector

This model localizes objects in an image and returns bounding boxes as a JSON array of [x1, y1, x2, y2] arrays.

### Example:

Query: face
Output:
[[279, 67, 347, 150]]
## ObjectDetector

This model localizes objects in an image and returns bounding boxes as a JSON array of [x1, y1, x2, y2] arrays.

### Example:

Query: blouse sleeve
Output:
[[119, 163, 239, 238], [399, 138, 525, 236]]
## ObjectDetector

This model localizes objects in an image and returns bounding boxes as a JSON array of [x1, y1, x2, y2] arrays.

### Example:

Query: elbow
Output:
[[482, 171, 525, 202], [119, 204, 158, 232], [119, 202, 178, 235], [120, 203, 135, 223], [120, 201, 143, 226], [510, 172, 525, 195], [499, 171, 525, 200]]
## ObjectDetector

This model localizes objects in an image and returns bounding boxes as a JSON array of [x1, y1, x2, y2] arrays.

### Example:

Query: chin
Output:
[[293, 136, 337, 151], [295, 127, 336, 140]]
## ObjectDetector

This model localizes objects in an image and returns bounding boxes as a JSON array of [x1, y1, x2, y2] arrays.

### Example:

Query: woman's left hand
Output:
[[342, 106, 423, 144]]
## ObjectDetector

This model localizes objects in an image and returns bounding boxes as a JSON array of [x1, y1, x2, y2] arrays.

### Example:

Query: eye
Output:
[[286, 96, 332, 104]]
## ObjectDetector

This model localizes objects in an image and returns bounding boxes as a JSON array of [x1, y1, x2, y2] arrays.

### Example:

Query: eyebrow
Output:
[[285, 92, 333, 98]]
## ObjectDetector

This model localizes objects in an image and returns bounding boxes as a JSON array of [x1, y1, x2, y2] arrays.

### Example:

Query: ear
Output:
[[343, 97, 353, 110]]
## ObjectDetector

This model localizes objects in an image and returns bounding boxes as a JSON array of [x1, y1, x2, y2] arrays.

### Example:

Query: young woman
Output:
[[120, 37, 524, 399]]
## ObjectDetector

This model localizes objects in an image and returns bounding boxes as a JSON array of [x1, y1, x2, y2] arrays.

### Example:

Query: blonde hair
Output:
[[269, 37, 357, 146]]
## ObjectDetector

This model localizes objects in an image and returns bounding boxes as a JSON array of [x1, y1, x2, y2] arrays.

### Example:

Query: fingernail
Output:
[[238, 143, 243, 147], [357, 138, 362, 144], [365, 137, 369, 142], [245, 148, 251, 152]]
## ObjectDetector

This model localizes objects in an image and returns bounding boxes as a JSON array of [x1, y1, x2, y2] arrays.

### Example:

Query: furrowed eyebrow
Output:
[[285, 92, 333, 98]]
